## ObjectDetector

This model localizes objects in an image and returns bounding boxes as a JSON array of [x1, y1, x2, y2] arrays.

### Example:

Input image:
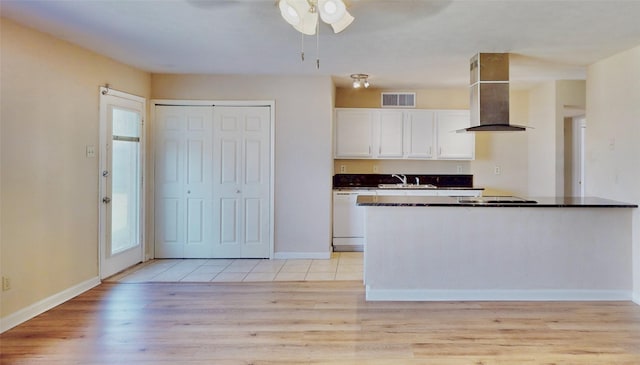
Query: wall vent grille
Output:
[[381, 92, 416, 108]]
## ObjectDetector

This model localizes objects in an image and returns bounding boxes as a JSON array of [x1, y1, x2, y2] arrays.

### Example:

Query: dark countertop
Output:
[[333, 174, 475, 189], [357, 195, 638, 208], [334, 186, 484, 191]]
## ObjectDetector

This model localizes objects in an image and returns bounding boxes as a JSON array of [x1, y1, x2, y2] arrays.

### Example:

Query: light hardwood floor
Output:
[[2, 281, 640, 364]]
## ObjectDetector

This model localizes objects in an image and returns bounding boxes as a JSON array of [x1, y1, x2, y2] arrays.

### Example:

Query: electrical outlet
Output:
[[340, 165, 347, 173], [494, 166, 502, 175], [2, 276, 10, 291], [456, 165, 463, 173], [373, 165, 379, 173]]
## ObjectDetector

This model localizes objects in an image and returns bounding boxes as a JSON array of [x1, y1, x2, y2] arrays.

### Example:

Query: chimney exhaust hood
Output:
[[465, 53, 528, 132]]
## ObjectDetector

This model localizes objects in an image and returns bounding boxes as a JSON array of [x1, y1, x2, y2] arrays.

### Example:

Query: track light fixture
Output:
[[351, 74, 370, 89]]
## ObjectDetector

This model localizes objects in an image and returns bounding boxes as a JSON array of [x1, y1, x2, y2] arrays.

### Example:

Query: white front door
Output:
[[212, 106, 271, 258], [99, 88, 145, 279]]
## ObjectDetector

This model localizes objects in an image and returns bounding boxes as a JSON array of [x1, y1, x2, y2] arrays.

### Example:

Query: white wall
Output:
[[528, 82, 558, 196], [527, 81, 586, 197], [585, 44, 640, 303], [150, 74, 334, 257]]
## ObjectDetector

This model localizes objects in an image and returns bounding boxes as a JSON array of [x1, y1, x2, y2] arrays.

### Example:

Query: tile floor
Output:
[[107, 252, 363, 283]]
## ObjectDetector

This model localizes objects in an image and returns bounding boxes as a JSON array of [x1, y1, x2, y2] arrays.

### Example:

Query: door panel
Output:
[[162, 198, 180, 243], [244, 198, 262, 243], [220, 198, 238, 244]]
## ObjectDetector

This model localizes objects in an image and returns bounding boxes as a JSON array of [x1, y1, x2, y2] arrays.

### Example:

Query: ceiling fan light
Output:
[[363, 79, 370, 88], [295, 12, 318, 35], [279, 0, 301, 26], [329, 10, 354, 33], [318, 0, 346, 24]]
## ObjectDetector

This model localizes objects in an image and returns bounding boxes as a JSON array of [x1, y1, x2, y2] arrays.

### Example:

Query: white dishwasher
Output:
[[332, 190, 375, 252]]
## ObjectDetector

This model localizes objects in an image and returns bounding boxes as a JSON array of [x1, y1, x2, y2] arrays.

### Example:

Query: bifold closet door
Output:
[[154, 106, 213, 258], [154, 105, 271, 258], [212, 106, 271, 258]]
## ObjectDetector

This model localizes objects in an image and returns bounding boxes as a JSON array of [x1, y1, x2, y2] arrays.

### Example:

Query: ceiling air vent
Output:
[[381, 92, 416, 108]]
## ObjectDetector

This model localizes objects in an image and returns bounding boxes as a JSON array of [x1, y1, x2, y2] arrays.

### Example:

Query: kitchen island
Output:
[[358, 195, 638, 302]]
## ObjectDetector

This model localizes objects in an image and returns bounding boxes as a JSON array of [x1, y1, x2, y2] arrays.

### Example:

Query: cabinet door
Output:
[[376, 111, 404, 158], [335, 109, 373, 158], [436, 111, 475, 160], [404, 110, 435, 159]]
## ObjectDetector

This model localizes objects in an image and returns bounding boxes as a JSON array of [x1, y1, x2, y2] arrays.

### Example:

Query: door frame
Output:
[[149, 100, 276, 259], [573, 116, 586, 197], [99, 87, 147, 278]]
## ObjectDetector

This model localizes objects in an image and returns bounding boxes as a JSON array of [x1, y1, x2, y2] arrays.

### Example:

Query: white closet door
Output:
[[212, 106, 271, 258], [154, 106, 213, 258]]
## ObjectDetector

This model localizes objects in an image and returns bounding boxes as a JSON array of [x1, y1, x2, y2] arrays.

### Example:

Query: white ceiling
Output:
[[2, 0, 640, 90]]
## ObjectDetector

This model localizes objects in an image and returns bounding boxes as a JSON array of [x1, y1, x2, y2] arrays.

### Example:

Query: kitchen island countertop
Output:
[[357, 195, 638, 208]]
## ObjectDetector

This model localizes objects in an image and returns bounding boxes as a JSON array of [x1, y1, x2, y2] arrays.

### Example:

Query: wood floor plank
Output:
[[2, 281, 640, 364]]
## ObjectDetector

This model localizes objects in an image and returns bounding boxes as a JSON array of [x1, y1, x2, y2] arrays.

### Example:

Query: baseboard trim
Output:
[[365, 287, 632, 302], [1, 276, 101, 333], [274, 251, 331, 260], [633, 291, 640, 306]]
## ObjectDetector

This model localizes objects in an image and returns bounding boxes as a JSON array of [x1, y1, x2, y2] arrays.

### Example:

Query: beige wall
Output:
[[585, 44, 640, 302], [0, 19, 151, 318], [151, 74, 334, 256], [335, 88, 469, 109], [471, 90, 530, 196]]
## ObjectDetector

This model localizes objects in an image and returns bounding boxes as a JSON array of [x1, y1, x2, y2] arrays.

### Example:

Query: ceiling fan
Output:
[[277, 0, 355, 35]]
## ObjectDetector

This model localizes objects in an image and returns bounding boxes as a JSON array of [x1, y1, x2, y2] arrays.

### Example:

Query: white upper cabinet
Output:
[[436, 110, 475, 160], [335, 108, 473, 160], [334, 109, 374, 157], [404, 110, 435, 159], [376, 110, 405, 158]]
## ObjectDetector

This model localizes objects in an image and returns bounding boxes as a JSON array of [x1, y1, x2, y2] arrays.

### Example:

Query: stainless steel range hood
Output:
[[465, 53, 528, 132]]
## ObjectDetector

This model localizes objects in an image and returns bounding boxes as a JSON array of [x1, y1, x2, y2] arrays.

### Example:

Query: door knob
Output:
[[102, 197, 111, 204]]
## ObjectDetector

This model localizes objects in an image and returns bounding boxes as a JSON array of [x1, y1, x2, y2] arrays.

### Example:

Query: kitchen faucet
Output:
[[392, 174, 407, 185]]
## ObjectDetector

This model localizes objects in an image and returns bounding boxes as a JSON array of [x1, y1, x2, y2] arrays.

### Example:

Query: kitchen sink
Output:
[[378, 183, 438, 189]]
